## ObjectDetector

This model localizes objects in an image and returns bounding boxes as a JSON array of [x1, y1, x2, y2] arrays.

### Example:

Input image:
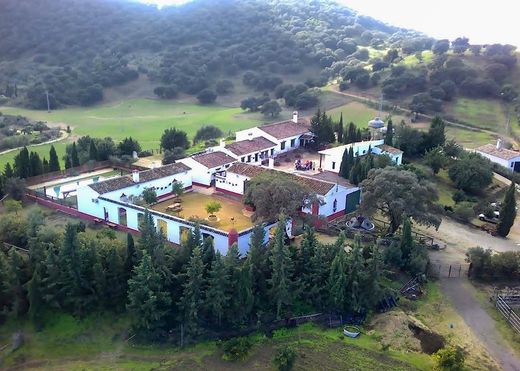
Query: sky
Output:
[[135, 0, 520, 47]]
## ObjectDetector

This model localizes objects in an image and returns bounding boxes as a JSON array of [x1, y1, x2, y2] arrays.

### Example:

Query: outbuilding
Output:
[[475, 140, 520, 172]]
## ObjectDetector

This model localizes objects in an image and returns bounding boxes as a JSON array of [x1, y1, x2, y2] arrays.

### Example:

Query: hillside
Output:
[[0, 0, 423, 109]]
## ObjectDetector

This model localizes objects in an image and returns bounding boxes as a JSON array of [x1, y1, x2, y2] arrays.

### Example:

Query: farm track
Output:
[[330, 89, 519, 146], [0, 129, 69, 156]]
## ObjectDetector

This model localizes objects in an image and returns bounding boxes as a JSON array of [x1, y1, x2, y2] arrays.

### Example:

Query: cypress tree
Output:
[[49, 145, 60, 172], [201, 236, 215, 274], [236, 262, 254, 323], [204, 251, 228, 327], [356, 128, 363, 142], [497, 182, 517, 237], [127, 251, 171, 340], [346, 239, 368, 312], [346, 122, 356, 144], [349, 157, 361, 185], [0, 252, 10, 315], [4, 163, 14, 178], [400, 217, 414, 261], [384, 119, 393, 146], [89, 140, 98, 161], [42, 158, 49, 174], [29, 152, 43, 176], [71, 142, 80, 167], [124, 233, 137, 279], [41, 248, 62, 309], [179, 246, 205, 337], [247, 224, 268, 311], [7, 249, 28, 317], [64, 156, 72, 169], [339, 147, 350, 179], [337, 112, 344, 143], [0, 175, 4, 199], [268, 215, 294, 319], [14, 147, 30, 178]]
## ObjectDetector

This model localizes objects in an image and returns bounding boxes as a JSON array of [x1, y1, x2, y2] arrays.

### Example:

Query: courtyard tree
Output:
[[142, 188, 157, 204], [244, 172, 317, 221], [205, 201, 222, 220], [496, 182, 517, 237], [360, 167, 442, 233], [448, 152, 493, 193], [160, 128, 190, 151]]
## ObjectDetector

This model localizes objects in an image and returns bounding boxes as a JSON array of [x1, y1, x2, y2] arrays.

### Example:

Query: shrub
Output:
[[434, 346, 465, 371], [221, 337, 253, 361], [272, 345, 297, 371], [452, 190, 466, 203], [138, 150, 152, 157], [193, 125, 223, 144], [451, 202, 475, 223]]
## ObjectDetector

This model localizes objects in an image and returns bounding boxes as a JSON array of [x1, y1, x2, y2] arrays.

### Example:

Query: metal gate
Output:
[[429, 261, 469, 278]]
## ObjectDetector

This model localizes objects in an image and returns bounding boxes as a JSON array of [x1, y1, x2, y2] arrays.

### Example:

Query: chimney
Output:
[[292, 111, 298, 124], [496, 138, 502, 150], [220, 138, 226, 148], [132, 170, 140, 183], [268, 157, 275, 169]]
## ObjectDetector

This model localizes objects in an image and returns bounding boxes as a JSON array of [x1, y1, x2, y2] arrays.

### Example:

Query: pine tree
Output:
[[346, 237, 368, 312], [179, 246, 205, 337], [105, 247, 125, 310], [7, 249, 28, 317], [64, 156, 72, 169], [49, 145, 60, 172], [127, 251, 171, 340], [497, 182, 517, 237], [4, 163, 14, 178], [400, 217, 414, 262], [268, 215, 294, 319], [327, 248, 347, 311], [0, 175, 4, 199], [296, 227, 316, 278], [337, 113, 344, 143], [384, 119, 393, 146], [89, 140, 98, 161], [14, 147, 30, 178], [71, 142, 80, 167], [0, 252, 10, 315], [236, 262, 254, 323], [356, 128, 363, 142], [204, 251, 229, 327], [41, 248, 62, 308]]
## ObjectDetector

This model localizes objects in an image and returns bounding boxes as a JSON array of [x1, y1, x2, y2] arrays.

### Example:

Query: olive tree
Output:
[[360, 167, 442, 233]]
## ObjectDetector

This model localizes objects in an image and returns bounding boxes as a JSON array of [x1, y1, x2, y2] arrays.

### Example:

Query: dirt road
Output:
[[440, 279, 520, 371]]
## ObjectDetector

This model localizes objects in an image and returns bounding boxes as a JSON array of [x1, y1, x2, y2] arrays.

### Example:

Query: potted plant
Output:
[[205, 201, 222, 222]]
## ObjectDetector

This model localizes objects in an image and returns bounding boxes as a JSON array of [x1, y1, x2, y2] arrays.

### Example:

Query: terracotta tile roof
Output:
[[226, 163, 336, 195], [476, 144, 520, 161], [311, 171, 356, 189], [258, 118, 311, 140], [89, 162, 191, 194], [191, 151, 236, 168], [377, 144, 403, 155], [226, 163, 269, 178], [225, 137, 276, 156]]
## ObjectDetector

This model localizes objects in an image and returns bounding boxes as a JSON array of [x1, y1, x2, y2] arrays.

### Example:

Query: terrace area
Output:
[[151, 191, 253, 232]]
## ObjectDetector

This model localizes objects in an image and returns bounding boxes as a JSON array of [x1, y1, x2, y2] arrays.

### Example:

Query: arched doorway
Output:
[[157, 219, 168, 237], [118, 207, 127, 226]]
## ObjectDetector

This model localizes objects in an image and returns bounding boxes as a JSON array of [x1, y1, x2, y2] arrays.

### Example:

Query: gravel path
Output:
[[440, 279, 520, 371]]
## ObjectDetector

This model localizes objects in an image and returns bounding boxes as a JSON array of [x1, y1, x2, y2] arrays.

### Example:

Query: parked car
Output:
[[479, 211, 499, 224]]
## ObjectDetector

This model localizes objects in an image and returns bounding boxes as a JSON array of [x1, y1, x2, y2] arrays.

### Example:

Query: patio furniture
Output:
[[166, 203, 182, 212]]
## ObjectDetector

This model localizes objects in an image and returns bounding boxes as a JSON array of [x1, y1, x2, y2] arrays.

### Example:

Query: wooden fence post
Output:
[[448, 265, 452, 278]]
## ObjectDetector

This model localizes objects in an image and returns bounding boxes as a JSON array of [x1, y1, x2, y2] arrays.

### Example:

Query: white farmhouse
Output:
[[234, 111, 313, 155], [318, 139, 403, 172], [475, 140, 520, 172], [178, 150, 236, 187]]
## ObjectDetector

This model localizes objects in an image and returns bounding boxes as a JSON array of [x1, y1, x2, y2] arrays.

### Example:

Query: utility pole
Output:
[[45, 90, 51, 113]]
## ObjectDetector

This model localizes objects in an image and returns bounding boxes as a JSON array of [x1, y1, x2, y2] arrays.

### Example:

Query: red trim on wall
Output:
[[215, 187, 243, 198], [192, 181, 212, 188], [311, 202, 319, 215], [326, 209, 346, 221]]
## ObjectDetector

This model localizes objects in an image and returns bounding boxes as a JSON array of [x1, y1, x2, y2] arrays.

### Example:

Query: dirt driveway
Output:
[[440, 279, 520, 371]]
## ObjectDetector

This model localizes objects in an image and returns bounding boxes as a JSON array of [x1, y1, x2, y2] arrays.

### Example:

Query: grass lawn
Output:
[[0, 313, 431, 370], [446, 98, 507, 132], [327, 101, 411, 128], [152, 192, 253, 232], [445, 126, 495, 149]]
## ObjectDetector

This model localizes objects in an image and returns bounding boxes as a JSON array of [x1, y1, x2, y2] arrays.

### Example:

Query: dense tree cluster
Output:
[[0, 209, 403, 343], [0, 0, 419, 109], [466, 247, 520, 281], [394, 116, 446, 157]]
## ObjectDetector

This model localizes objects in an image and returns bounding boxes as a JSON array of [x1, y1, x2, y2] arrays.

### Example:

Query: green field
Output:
[[0, 99, 266, 168], [446, 98, 507, 132]]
